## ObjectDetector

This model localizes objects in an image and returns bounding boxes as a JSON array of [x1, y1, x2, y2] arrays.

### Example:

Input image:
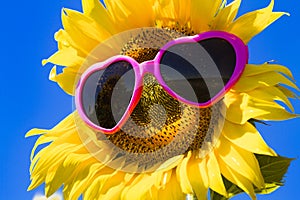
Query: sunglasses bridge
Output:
[[136, 60, 157, 77]]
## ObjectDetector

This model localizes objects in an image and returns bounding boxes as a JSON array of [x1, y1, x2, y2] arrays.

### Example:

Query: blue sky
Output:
[[0, 0, 299, 199]]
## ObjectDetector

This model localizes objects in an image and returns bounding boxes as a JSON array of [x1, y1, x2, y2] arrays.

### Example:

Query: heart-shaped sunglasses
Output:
[[75, 31, 248, 134]]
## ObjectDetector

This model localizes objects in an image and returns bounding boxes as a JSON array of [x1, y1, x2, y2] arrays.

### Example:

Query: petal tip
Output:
[[49, 66, 57, 82], [42, 59, 48, 66]]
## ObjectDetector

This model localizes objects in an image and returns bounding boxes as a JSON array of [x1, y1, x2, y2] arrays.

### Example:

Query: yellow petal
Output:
[[82, 0, 117, 34], [61, 9, 100, 56], [77, 167, 121, 200], [46, 166, 69, 197], [105, 0, 154, 29], [28, 114, 76, 169], [42, 47, 84, 67], [218, 157, 256, 200], [25, 128, 48, 137], [225, 91, 298, 124], [190, 0, 223, 32], [29, 114, 79, 175], [172, 0, 191, 24], [54, 29, 71, 50], [222, 121, 276, 156], [96, 170, 126, 195], [83, 175, 102, 199], [176, 151, 193, 194], [58, 157, 98, 199], [154, 0, 175, 19], [28, 179, 43, 192], [49, 66, 79, 95], [50, 113, 77, 137], [155, 169, 186, 200], [224, 92, 269, 124], [99, 183, 125, 200], [207, 152, 227, 197], [121, 174, 156, 200], [153, 0, 177, 28], [30, 135, 56, 161], [233, 71, 298, 92], [256, 106, 299, 121], [64, 8, 111, 42], [187, 157, 209, 200], [247, 86, 294, 112], [156, 154, 184, 171], [216, 136, 265, 189], [243, 64, 294, 80], [104, 0, 130, 21], [212, 0, 241, 30], [228, 0, 288, 43], [30, 143, 75, 193], [277, 85, 299, 99], [197, 156, 209, 188], [154, 170, 172, 190]]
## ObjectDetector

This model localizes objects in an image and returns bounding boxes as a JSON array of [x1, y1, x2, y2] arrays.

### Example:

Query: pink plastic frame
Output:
[[75, 31, 248, 134]]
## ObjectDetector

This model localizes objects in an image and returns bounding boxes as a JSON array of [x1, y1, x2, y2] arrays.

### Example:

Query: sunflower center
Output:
[[103, 28, 223, 156]]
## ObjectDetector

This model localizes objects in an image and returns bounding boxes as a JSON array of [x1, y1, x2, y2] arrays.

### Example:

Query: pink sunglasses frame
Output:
[[75, 31, 248, 134]]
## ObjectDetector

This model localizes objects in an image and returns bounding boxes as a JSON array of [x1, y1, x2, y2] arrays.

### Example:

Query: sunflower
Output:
[[27, 0, 299, 199]]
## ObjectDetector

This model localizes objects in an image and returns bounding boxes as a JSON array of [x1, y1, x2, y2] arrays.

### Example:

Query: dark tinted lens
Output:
[[81, 61, 135, 129], [160, 38, 236, 103]]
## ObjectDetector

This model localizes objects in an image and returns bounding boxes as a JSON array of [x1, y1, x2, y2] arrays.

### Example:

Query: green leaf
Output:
[[255, 154, 294, 194], [210, 155, 293, 200]]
